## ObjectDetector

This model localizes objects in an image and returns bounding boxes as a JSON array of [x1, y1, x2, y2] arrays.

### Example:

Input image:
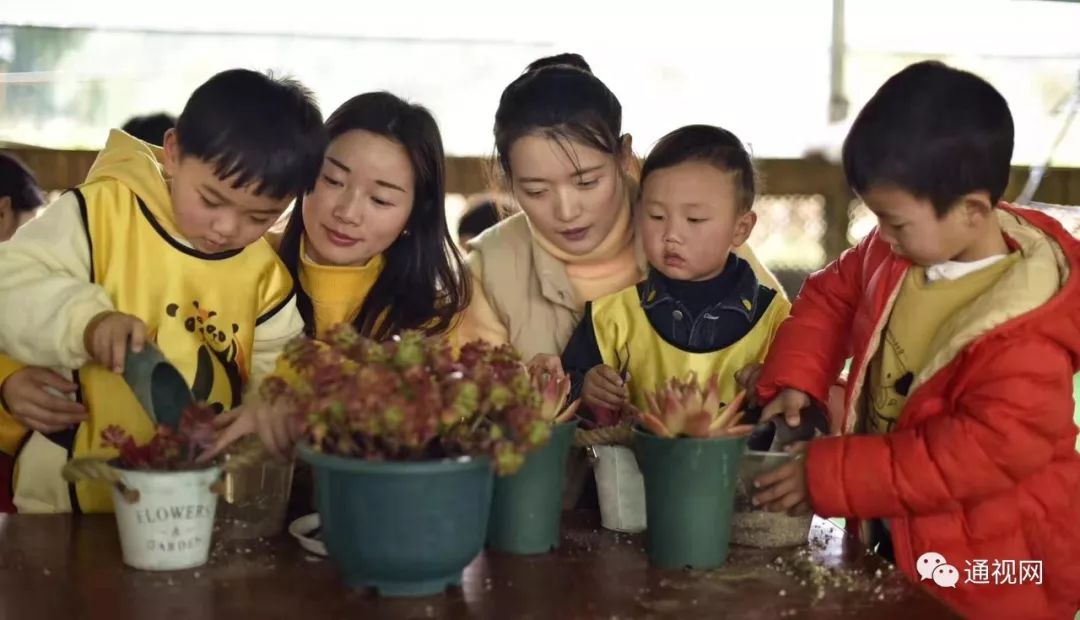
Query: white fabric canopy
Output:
[[4, 0, 1078, 56]]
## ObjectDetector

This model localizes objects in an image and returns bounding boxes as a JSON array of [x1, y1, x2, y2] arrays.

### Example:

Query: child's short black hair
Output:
[[843, 61, 1014, 217], [640, 124, 757, 212], [458, 200, 501, 240], [0, 152, 46, 213], [121, 112, 176, 147], [175, 69, 326, 200]]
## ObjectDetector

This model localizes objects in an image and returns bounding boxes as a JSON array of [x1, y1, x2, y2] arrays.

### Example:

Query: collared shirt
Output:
[[638, 254, 773, 352]]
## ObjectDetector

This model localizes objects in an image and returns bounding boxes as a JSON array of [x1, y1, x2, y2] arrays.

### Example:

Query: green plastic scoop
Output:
[[122, 342, 195, 429]]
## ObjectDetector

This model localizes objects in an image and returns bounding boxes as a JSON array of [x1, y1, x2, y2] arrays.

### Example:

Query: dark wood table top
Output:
[[0, 511, 959, 619]]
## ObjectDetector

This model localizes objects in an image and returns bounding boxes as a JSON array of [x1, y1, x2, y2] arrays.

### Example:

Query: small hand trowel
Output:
[[743, 404, 830, 453], [122, 342, 195, 429]]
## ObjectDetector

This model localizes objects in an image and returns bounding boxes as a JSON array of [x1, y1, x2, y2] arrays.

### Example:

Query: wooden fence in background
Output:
[[7, 147, 1080, 262]]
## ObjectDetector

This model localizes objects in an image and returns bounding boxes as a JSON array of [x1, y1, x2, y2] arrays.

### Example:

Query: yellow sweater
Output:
[[868, 254, 1020, 434], [297, 239, 385, 339]]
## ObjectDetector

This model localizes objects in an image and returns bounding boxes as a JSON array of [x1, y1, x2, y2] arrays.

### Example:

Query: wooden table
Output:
[[0, 511, 959, 619]]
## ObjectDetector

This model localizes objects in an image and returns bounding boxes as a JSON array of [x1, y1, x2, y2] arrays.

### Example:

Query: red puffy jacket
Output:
[[758, 206, 1080, 619]]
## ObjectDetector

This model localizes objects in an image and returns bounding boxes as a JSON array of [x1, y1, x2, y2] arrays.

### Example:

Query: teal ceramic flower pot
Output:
[[486, 420, 578, 554], [634, 428, 746, 569], [297, 444, 494, 597]]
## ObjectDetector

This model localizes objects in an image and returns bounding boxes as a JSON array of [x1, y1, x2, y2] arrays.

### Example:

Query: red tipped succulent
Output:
[[637, 373, 753, 439], [264, 325, 579, 475], [530, 367, 580, 424], [100, 402, 218, 470]]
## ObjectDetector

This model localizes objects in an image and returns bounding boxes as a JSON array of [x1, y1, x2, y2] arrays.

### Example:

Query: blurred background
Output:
[[2, 0, 1079, 287]]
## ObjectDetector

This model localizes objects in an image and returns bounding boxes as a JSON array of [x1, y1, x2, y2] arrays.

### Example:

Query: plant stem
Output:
[[469, 412, 489, 434]]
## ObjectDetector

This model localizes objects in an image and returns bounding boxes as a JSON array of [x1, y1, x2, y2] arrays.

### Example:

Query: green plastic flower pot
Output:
[[486, 420, 578, 554], [634, 428, 746, 570], [297, 444, 493, 597]]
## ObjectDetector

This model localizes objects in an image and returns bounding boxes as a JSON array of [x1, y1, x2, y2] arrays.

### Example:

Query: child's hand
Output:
[[0, 367, 87, 433], [201, 399, 298, 462], [760, 387, 811, 427], [84, 311, 147, 373], [583, 364, 627, 412], [735, 363, 763, 407], [753, 441, 812, 515]]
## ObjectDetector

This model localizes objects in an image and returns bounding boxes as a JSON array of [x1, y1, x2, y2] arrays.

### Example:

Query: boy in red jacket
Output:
[[752, 61, 1080, 619]]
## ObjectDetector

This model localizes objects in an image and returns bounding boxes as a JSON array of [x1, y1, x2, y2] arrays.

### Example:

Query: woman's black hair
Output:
[[494, 53, 623, 181], [278, 92, 470, 341], [524, 53, 591, 74], [121, 112, 177, 147], [0, 152, 46, 213], [457, 200, 501, 240]]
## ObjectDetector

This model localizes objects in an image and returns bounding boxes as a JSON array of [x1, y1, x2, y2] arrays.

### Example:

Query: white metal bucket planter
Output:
[[112, 465, 222, 571]]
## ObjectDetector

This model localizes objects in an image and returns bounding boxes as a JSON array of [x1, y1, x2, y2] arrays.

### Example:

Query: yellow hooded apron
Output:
[[13, 131, 295, 513]]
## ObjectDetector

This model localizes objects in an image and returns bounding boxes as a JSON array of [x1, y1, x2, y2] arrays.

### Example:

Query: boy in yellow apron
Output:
[[0, 69, 326, 513], [562, 125, 790, 417]]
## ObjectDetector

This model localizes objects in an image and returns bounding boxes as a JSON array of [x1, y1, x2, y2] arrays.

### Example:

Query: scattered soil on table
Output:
[[730, 510, 813, 548], [767, 547, 902, 603]]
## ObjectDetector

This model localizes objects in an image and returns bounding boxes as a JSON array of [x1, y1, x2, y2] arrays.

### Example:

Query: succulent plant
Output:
[[100, 402, 218, 470], [637, 373, 753, 439], [530, 367, 580, 424], [262, 325, 577, 475]]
